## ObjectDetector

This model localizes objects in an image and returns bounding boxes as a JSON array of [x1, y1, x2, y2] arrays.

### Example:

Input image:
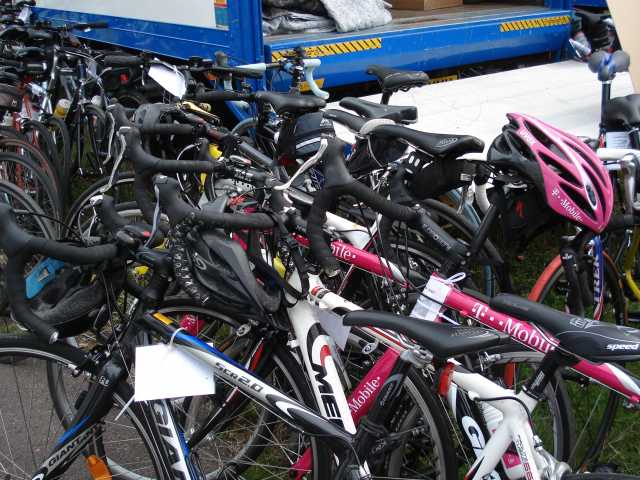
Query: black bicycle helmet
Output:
[[171, 207, 282, 317]]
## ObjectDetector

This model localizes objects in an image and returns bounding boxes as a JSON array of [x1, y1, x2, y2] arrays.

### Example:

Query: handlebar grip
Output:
[[95, 195, 130, 233], [237, 141, 275, 170], [5, 253, 58, 343], [307, 187, 341, 276], [103, 55, 144, 67], [612, 50, 631, 73], [193, 90, 253, 103], [108, 103, 135, 129], [139, 123, 197, 137], [588, 50, 607, 74]]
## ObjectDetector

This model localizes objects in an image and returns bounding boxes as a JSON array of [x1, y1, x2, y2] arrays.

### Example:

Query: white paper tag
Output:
[[410, 276, 451, 322], [313, 306, 350, 350], [134, 344, 215, 401], [148, 64, 187, 99], [18, 7, 30, 22], [605, 131, 632, 149]]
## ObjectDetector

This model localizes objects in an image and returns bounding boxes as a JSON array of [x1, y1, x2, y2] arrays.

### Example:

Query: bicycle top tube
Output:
[[440, 276, 640, 403]]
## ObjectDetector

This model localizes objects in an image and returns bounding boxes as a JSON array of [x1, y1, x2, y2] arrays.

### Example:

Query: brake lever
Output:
[[274, 139, 328, 191]]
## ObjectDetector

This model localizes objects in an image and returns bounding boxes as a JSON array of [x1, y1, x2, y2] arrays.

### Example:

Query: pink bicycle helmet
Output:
[[487, 113, 613, 233]]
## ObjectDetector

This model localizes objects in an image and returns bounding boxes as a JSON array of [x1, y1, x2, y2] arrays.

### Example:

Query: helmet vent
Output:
[[539, 152, 581, 188]]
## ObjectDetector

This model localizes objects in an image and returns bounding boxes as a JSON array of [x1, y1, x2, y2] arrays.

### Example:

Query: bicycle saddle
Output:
[[14, 46, 46, 60], [323, 109, 367, 133], [0, 68, 21, 85], [0, 25, 28, 42], [371, 123, 485, 157], [603, 94, 640, 128], [340, 97, 417, 124], [254, 91, 325, 115], [343, 310, 509, 359], [490, 294, 640, 363], [575, 9, 608, 30], [366, 65, 429, 93]]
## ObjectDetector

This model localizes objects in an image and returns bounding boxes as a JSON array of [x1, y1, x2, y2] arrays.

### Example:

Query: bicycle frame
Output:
[[447, 360, 556, 480], [33, 309, 356, 480]]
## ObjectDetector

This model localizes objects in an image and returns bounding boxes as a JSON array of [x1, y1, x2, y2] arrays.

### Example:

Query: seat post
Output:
[[380, 89, 392, 105], [522, 349, 576, 400]]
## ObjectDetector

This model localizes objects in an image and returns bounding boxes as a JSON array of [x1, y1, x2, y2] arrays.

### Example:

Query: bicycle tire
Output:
[[529, 253, 626, 470], [383, 367, 458, 480], [0, 150, 63, 221], [45, 116, 73, 184], [0, 137, 62, 198], [22, 119, 61, 174], [64, 172, 135, 236], [0, 334, 167, 479]]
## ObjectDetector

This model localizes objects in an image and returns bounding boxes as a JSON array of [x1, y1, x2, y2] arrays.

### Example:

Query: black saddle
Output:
[[344, 310, 509, 359], [14, 46, 46, 60], [0, 25, 28, 42], [254, 91, 325, 116], [367, 65, 429, 93], [340, 97, 417, 124], [371, 124, 485, 157], [0, 68, 20, 85], [575, 9, 608, 30], [490, 294, 640, 363], [323, 109, 367, 133], [603, 94, 640, 128]]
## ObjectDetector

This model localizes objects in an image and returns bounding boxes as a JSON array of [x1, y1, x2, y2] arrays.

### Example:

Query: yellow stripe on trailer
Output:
[[271, 37, 383, 62], [428, 74, 458, 84], [499, 15, 570, 32]]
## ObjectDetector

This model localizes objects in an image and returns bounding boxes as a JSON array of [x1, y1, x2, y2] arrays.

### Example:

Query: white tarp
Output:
[[36, 0, 217, 29]]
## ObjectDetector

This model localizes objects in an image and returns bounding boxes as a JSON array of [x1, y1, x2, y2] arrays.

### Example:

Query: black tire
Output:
[[534, 255, 626, 470], [65, 172, 135, 236], [45, 116, 73, 206], [0, 150, 62, 221], [0, 334, 166, 479]]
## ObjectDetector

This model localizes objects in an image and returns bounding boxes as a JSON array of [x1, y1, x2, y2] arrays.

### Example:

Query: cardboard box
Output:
[[607, 0, 638, 92], [391, 0, 463, 10]]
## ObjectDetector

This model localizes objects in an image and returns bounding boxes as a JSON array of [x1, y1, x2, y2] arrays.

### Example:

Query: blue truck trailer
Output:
[[34, 0, 575, 91]]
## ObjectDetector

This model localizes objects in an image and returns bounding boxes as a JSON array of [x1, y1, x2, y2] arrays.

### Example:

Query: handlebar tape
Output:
[[193, 90, 253, 103], [103, 55, 144, 67], [154, 176, 275, 230], [0, 204, 118, 343]]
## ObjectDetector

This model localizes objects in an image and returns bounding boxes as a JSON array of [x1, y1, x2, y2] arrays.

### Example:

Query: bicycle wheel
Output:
[[65, 172, 135, 238], [154, 300, 333, 480], [0, 151, 62, 222], [340, 341, 457, 480], [529, 254, 628, 471], [0, 334, 165, 479], [44, 116, 73, 208], [0, 137, 62, 200]]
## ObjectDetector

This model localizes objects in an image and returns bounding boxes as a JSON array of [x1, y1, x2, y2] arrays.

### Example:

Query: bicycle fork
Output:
[[31, 356, 127, 480]]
